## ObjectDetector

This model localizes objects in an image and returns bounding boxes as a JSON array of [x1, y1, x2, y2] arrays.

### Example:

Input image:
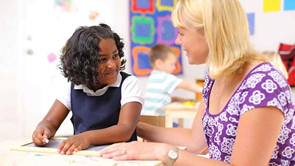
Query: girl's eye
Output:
[[113, 54, 119, 59], [98, 58, 107, 63]]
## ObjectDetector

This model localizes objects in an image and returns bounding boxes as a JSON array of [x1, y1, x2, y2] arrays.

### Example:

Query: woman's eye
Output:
[[178, 31, 184, 36]]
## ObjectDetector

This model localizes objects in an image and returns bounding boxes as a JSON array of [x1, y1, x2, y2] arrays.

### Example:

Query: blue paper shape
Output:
[[138, 52, 152, 69], [135, 23, 151, 37], [161, 21, 175, 40], [284, 0, 295, 10], [137, 0, 150, 8], [247, 13, 255, 35], [161, 0, 174, 7]]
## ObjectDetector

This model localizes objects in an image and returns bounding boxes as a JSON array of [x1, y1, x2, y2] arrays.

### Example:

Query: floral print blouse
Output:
[[202, 62, 295, 165]]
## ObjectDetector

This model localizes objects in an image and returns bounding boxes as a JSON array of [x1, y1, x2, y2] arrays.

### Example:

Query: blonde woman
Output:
[[101, 0, 295, 165]]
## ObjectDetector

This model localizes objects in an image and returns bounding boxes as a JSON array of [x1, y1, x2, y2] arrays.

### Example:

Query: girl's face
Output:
[[175, 27, 209, 65], [97, 38, 121, 85]]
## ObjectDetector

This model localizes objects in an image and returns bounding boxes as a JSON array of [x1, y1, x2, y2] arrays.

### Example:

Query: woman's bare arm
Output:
[[137, 101, 208, 153]]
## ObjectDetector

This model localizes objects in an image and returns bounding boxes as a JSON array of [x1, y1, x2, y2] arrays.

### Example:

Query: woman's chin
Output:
[[188, 58, 195, 65]]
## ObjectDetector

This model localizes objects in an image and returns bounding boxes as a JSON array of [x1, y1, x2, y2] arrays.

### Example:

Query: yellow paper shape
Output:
[[264, 0, 281, 12]]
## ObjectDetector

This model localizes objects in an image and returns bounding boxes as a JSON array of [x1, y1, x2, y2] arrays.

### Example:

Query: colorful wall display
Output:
[[130, 0, 183, 76]]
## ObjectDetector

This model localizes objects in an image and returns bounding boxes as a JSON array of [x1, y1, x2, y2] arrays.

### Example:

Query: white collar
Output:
[[74, 73, 122, 95]]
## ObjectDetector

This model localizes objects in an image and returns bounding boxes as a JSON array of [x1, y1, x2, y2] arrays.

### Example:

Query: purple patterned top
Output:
[[202, 62, 295, 165]]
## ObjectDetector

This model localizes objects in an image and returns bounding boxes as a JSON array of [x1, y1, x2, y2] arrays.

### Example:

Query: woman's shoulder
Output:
[[238, 61, 290, 97], [243, 62, 287, 84]]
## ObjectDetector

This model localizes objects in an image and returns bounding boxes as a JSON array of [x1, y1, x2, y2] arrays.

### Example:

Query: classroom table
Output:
[[0, 137, 163, 166], [165, 102, 200, 128]]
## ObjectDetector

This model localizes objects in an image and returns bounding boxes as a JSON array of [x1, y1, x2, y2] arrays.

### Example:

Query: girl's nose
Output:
[[106, 60, 116, 68]]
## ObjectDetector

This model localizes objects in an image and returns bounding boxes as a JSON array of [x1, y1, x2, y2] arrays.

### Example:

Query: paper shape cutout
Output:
[[284, 0, 295, 10], [247, 13, 255, 35], [131, 16, 155, 44], [90, 11, 99, 20], [157, 15, 178, 45], [131, 0, 155, 14], [156, 0, 177, 12], [55, 0, 72, 12], [47, 53, 57, 63], [263, 0, 281, 12]]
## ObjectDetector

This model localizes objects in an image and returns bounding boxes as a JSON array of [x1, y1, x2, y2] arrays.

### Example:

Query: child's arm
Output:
[[32, 100, 69, 146], [177, 80, 203, 93], [171, 96, 194, 102], [58, 101, 142, 155]]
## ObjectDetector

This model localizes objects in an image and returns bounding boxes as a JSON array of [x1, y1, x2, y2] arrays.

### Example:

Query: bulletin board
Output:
[[129, 0, 183, 76]]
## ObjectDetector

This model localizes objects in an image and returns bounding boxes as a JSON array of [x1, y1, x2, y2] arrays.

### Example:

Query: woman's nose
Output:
[[175, 34, 182, 45]]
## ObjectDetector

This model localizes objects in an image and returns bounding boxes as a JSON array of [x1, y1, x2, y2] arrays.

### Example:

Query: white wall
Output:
[[239, 0, 295, 51], [0, 0, 24, 141]]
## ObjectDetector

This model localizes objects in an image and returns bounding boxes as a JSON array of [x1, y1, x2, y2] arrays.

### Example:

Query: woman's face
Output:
[[97, 38, 121, 85], [175, 27, 209, 65]]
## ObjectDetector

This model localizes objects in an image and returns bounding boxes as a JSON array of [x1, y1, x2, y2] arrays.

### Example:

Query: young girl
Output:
[[32, 23, 143, 155], [100, 0, 295, 165]]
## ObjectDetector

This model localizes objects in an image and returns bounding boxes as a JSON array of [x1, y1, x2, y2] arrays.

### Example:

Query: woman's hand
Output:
[[58, 134, 91, 155], [100, 141, 172, 162], [32, 126, 52, 146]]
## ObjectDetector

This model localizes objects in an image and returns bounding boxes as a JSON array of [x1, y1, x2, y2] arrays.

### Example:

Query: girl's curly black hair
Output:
[[59, 23, 126, 90]]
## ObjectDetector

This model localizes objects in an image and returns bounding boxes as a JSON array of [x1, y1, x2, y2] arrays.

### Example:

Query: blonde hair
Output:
[[262, 51, 289, 79], [149, 44, 176, 67], [171, 0, 266, 80]]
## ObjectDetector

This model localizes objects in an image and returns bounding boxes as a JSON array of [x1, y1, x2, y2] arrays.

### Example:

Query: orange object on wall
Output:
[[195, 79, 205, 101]]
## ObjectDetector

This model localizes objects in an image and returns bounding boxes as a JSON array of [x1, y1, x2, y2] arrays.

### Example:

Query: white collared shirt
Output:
[[57, 73, 144, 110]]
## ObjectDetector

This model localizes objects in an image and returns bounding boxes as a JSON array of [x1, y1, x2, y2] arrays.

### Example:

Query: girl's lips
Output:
[[105, 70, 117, 75]]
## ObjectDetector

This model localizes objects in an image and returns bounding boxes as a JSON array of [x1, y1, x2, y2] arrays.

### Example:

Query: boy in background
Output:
[[141, 44, 203, 116]]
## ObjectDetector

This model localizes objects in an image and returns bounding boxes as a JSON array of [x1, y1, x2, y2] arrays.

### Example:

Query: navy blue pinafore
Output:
[[70, 72, 137, 142]]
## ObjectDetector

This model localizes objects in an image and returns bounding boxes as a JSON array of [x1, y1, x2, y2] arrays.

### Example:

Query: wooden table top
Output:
[[0, 137, 163, 166]]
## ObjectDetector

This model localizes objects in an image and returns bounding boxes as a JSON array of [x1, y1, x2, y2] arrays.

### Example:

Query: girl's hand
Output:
[[100, 141, 171, 162], [58, 134, 90, 155], [32, 126, 52, 146]]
